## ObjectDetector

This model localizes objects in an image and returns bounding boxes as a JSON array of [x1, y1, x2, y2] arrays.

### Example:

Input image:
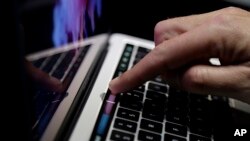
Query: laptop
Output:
[[26, 33, 250, 141], [19, 0, 250, 141]]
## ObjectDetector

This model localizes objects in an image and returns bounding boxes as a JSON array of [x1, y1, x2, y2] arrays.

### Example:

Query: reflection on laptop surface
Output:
[[26, 34, 108, 140]]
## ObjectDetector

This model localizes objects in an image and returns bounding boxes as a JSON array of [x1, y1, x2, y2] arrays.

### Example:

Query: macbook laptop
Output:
[[13, 0, 250, 140], [27, 33, 250, 141]]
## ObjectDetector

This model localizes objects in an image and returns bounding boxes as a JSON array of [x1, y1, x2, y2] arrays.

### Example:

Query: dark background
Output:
[[20, 0, 249, 55]]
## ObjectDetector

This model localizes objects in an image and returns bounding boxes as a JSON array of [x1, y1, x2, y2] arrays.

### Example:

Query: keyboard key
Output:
[[146, 90, 167, 101], [189, 124, 212, 138], [138, 130, 161, 141], [151, 76, 166, 84], [167, 103, 188, 116], [189, 114, 210, 127], [165, 111, 187, 125], [142, 111, 164, 122], [189, 134, 211, 141], [190, 94, 208, 104], [144, 99, 165, 111], [134, 85, 145, 93], [189, 103, 210, 117], [148, 83, 168, 93], [142, 99, 165, 122], [140, 119, 162, 133], [168, 88, 188, 98], [120, 96, 143, 111], [165, 134, 186, 141], [124, 91, 143, 101], [165, 122, 187, 137], [137, 47, 151, 54], [111, 130, 134, 141], [117, 108, 140, 121], [167, 96, 188, 113], [114, 118, 137, 133]]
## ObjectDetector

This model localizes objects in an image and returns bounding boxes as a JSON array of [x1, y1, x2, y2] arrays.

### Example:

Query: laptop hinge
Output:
[[55, 41, 109, 141]]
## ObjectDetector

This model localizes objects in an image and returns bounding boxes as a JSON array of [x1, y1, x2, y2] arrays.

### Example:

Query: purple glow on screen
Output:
[[53, 0, 102, 47]]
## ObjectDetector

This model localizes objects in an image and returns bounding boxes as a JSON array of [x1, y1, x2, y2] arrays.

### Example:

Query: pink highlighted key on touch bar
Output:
[[104, 95, 116, 114], [108, 95, 116, 102]]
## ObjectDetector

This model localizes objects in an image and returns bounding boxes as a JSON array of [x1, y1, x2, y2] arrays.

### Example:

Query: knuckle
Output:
[[207, 14, 233, 39], [221, 6, 245, 15], [154, 21, 166, 37], [209, 14, 232, 27], [154, 19, 176, 42], [207, 13, 243, 52]]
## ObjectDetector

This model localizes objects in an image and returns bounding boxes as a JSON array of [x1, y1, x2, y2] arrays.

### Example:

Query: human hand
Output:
[[109, 7, 250, 104], [24, 59, 64, 93]]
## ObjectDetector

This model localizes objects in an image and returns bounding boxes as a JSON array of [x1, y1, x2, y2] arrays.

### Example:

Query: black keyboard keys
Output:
[[189, 134, 211, 141], [134, 85, 145, 93], [114, 118, 137, 133], [142, 99, 165, 122], [146, 90, 167, 102], [111, 130, 134, 141], [137, 47, 151, 54], [138, 130, 161, 141], [120, 95, 143, 111], [101, 45, 218, 141], [166, 111, 187, 125], [117, 108, 139, 121], [165, 134, 186, 141], [124, 91, 144, 101], [148, 83, 168, 93], [140, 119, 162, 133], [165, 122, 187, 137]]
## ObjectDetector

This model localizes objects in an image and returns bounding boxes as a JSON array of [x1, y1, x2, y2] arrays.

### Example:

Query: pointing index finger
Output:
[[109, 24, 220, 94]]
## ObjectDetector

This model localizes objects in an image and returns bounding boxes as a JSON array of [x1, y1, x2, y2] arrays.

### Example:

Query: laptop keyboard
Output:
[[90, 44, 230, 141], [31, 44, 90, 140]]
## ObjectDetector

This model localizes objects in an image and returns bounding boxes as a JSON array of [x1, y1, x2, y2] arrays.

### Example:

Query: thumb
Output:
[[179, 65, 250, 103]]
